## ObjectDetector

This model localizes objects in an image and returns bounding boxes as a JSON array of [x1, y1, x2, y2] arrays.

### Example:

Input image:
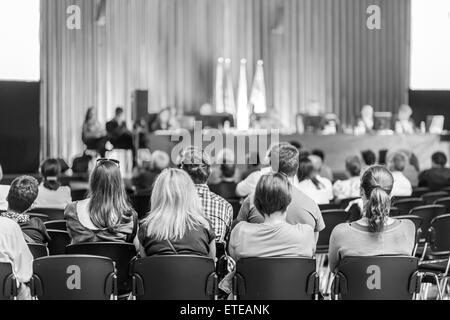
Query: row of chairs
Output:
[[2, 253, 444, 300]]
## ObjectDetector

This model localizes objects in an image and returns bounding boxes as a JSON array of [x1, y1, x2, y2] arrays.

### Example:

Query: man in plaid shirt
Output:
[[179, 147, 233, 244]]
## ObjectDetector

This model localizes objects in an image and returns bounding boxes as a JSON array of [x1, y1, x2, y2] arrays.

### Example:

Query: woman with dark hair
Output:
[[229, 173, 315, 261], [297, 157, 331, 204], [35, 158, 71, 209], [82, 107, 108, 157], [64, 159, 138, 249], [328, 166, 415, 272]]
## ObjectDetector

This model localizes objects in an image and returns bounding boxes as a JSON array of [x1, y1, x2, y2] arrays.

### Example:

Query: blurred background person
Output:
[[333, 155, 362, 200], [209, 163, 238, 200], [361, 149, 377, 168], [132, 150, 170, 192], [297, 157, 332, 205], [311, 149, 334, 182], [150, 106, 180, 132], [356, 105, 374, 133], [419, 152, 450, 190], [82, 107, 108, 157], [389, 152, 413, 197], [394, 104, 415, 135]]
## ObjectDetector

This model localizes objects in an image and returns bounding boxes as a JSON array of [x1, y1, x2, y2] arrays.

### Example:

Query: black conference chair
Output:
[[131, 255, 218, 300], [389, 207, 401, 217], [319, 203, 340, 211], [393, 198, 424, 215], [29, 207, 64, 221], [412, 187, 432, 198], [317, 210, 349, 253], [66, 242, 137, 296], [410, 205, 446, 242], [27, 243, 49, 259], [332, 256, 421, 300], [233, 257, 319, 300], [47, 230, 71, 255], [0, 263, 18, 300], [70, 188, 88, 201], [422, 192, 449, 205], [434, 197, 450, 211], [27, 213, 49, 222], [44, 220, 67, 231], [338, 197, 361, 209], [31, 255, 117, 300]]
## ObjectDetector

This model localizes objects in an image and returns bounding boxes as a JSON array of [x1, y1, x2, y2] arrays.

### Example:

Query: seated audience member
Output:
[[394, 104, 415, 135], [234, 144, 324, 241], [65, 159, 138, 247], [0, 164, 9, 211], [357, 105, 375, 133], [240, 152, 261, 181], [139, 169, 215, 257], [309, 155, 333, 201], [289, 140, 302, 151], [389, 152, 413, 197], [209, 163, 238, 200], [0, 217, 33, 299], [1, 176, 50, 244], [179, 147, 233, 244], [132, 150, 170, 191], [82, 107, 109, 157], [311, 149, 334, 181], [418, 152, 450, 191], [297, 157, 332, 205], [35, 158, 72, 209], [106, 107, 134, 150], [361, 149, 377, 168], [236, 142, 292, 197], [328, 166, 415, 272], [209, 148, 235, 185], [333, 155, 362, 200], [150, 106, 179, 132], [230, 173, 315, 261]]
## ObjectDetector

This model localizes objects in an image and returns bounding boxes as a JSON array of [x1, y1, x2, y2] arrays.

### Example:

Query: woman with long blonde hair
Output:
[[139, 168, 215, 258]]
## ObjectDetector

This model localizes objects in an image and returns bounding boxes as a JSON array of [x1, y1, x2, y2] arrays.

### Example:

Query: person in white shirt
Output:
[[333, 155, 362, 200], [34, 159, 72, 209], [389, 152, 413, 197], [297, 157, 333, 205]]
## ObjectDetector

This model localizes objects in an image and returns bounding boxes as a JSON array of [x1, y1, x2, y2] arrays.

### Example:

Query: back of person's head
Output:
[[151, 150, 170, 172], [40, 158, 61, 191], [7, 176, 39, 213], [289, 140, 302, 151], [298, 150, 311, 161], [311, 149, 325, 161], [89, 159, 132, 231], [297, 157, 314, 182], [144, 168, 209, 241], [179, 146, 212, 184], [432, 152, 447, 168], [345, 156, 362, 177], [361, 166, 394, 233], [361, 150, 377, 166], [391, 152, 407, 172], [254, 173, 292, 216], [308, 154, 323, 173], [221, 163, 236, 179], [270, 144, 299, 177], [115, 107, 124, 116]]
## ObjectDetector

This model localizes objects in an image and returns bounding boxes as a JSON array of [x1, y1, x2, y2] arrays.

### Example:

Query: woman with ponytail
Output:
[[35, 158, 71, 209], [328, 165, 416, 272]]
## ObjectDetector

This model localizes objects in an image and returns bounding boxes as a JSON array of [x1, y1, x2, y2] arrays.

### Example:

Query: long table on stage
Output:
[[146, 132, 450, 173]]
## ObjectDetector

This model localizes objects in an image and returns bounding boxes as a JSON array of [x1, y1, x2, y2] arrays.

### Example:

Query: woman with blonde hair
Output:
[[139, 168, 215, 258], [65, 159, 138, 248]]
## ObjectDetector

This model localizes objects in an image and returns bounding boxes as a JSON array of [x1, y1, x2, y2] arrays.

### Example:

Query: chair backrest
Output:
[[389, 207, 401, 217], [44, 220, 67, 231], [319, 203, 340, 211], [47, 230, 71, 255], [234, 257, 319, 300], [392, 198, 424, 215], [70, 188, 88, 201], [0, 263, 17, 300], [27, 213, 49, 222], [429, 214, 450, 254], [409, 205, 446, 238], [131, 255, 217, 300], [66, 242, 136, 295], [29, 208, 64, 221], [412, 187, 431, 198], [317, 210, 349, 250], [422, 191, 449, 205], [28, 243, 49, 259], [339, 197, 361, 209], [333, 256, 420, 300], [31, 255, 116, 300], [434, 197, 450, 210]]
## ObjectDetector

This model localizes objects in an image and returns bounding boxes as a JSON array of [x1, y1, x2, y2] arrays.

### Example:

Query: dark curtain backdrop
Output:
[[40, 0, 411, 161]]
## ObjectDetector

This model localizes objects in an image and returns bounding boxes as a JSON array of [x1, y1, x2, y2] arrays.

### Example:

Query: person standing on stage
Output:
[[82, 107, 108, 157]]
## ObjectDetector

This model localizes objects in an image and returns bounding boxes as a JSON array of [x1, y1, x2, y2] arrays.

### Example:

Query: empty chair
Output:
[[29, 207, 64, 221], [422, 192, 449, 205], [66, 242, 137, 296], [233, 257, 319, 300], [47, 230, 71, 255], [44, 220, 67, 231], [31, 255, 116, 300], [0, 263, 17, 300], [317, 209, 349, 253], [131, 255, 217, 300], [409, 205, 446, 240], [412, 187, 432, 198], [393, 198, 424, 215], [332, 256, 421, 300], [27, 243, 49, 259], [434, 197, 450, 211], [27, 213, 49, 222]]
